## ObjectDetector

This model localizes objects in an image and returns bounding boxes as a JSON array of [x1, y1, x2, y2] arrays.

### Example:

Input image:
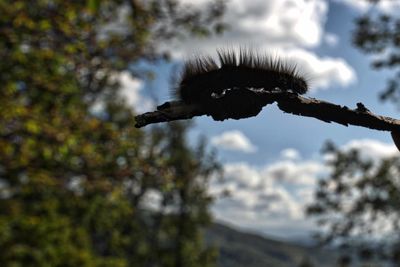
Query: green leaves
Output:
[[0, 1, 224, 266], [87, 0, 100, 13]]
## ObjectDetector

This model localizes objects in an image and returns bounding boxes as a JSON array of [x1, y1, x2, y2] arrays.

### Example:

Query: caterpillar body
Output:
[[173, 49, 309, 120]]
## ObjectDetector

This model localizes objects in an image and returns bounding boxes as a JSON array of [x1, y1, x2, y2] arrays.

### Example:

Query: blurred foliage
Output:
[[353, 3, 400, 105], [298, 257, 315, 267], [308, 1, 400, 265], [308, 142, 400, 264], [0, 0, 225, 266]]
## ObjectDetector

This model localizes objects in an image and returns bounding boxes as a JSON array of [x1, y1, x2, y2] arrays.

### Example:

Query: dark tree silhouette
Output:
[[307, 2, 400, 264], [354, 9, 400, 106]]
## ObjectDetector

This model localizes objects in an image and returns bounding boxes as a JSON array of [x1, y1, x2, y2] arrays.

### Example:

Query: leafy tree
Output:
[[308, 1, 400, 265], [0, 0, 224, 266], [353, 1, 400, 105], [141, 123, 220, 267], [308, 142, 400, 263]]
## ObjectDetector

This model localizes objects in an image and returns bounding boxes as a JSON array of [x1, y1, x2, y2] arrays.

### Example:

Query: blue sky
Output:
[[122, 0, 400, 241]]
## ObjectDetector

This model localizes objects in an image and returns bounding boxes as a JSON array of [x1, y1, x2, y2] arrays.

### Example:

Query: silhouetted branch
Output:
[[134, 91, 400, 133], [135, 101, 204, 127]]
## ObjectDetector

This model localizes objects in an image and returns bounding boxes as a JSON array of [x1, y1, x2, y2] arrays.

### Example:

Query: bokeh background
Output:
[[2, 0, 400, 266]]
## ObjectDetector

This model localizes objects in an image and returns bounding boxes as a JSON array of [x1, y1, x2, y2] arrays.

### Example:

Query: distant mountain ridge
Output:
[[206, 223, 338, 267]]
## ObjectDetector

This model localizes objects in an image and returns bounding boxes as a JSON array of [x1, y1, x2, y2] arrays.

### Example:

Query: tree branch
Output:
[[134, 91, 400, 133]]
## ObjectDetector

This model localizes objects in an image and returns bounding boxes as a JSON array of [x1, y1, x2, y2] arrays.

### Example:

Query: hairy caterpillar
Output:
[[173, 48, 309, 120]]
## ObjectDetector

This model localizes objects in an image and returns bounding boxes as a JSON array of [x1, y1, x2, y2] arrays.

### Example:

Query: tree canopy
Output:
[[308, 2, 400, 264], [0, 0, 224, 266]]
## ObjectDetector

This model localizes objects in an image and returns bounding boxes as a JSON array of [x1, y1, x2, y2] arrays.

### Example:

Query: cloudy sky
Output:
[[124, 0, 400, 241]]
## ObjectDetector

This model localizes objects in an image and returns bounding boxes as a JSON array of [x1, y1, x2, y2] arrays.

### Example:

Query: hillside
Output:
[[206, 223, 338, 267]]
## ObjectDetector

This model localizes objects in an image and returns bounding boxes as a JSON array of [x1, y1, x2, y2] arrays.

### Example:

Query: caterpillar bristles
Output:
[[174, 48, 309, 106]]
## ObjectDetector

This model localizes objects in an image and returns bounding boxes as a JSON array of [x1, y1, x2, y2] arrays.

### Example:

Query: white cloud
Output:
[[117, 71, 154, 113], [211, 130, 257, 153], [227, 0, 327, 48], [339, 138, 398, 160], [210, 159, 327, 236], [280, 48, 356, 90], [210, 138, 398, 240], [280, 148, 301, 160], [90, 71, 154, 114], [296, 186, 315, 204], [334, 0, 400, 12], [324, 32, 339, 47], [223, 162, 266, 188], [177, 0, 328, 51], [263, 160, 324, 186], [262, 186, 304, 219], [168, 0, 356, 91]]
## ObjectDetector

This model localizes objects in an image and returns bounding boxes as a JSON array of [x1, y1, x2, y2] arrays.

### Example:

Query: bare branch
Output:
[[134, 101, 204, 128], [134, 91, 400, 133]]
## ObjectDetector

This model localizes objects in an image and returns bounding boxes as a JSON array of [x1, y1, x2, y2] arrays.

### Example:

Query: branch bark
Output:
[[134, 91, 400, 133]]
